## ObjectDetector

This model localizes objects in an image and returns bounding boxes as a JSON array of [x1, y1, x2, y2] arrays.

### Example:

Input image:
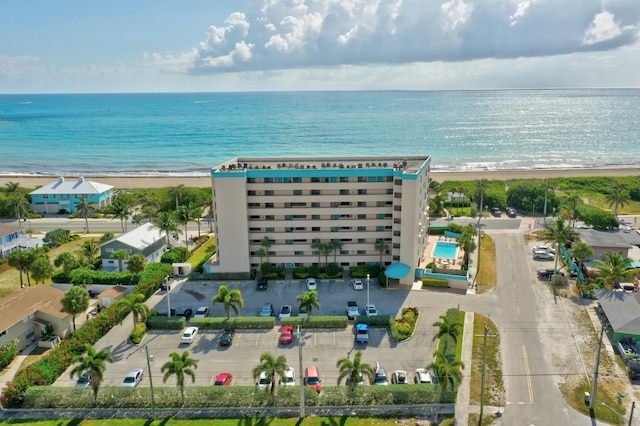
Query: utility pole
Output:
[[144, 344, 156, 421], [298, 325, 305, 418], [589, 326, 605, 411], [628, 401, 635, 426], [477, 322, 498, 426]]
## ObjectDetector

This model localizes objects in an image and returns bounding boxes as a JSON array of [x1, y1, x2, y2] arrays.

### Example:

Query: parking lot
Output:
[[55, 278, 443, 389]]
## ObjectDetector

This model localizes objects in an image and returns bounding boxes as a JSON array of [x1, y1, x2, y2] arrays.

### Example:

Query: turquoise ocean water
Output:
[[1, 89, 639, 176]]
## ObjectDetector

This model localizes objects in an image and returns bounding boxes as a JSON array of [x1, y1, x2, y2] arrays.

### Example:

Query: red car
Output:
[[279, 325, 294, 345], [214, 372, 233, 386]]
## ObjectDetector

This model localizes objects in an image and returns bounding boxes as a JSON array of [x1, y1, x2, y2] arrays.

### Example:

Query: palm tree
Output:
[[456, 230, 477, 267], [116, 293, 150, 328], [256, 248, 267, 266], [191, 205, 204, 238], [595, 251, 632, 289], [541, 180, 555, 223], [260, 236, 273, 263], [80, 239, 100, 264], [127, 254, 147, 274], [152, 211, 180, 249], [69, 343, 114, 403], [336, 350, 375, 391], [30, 256, 54, 284], [331, 240, 343, 264], [110, 249, 129, 272], [606, 182, 630, 218], [252, 352, 288, 396], [427, 349, 465, 391], [375, 239, 389, 266], [70, 267, 94, 287], [320, 243, 332, 267], [311, 238, 323, 265], [100, 232, 115, 244], [540, 219, 578, 284], [432, 314, 462, 359], [176, 205, 197, 246], [8, 249, 30, 287], [212, 285, 244, 318], [75, 197, 96, 233], [297, 290, 320, 317], [55, 252, 79, 272], [61, 286, 90, 331], [3, 181, 23, 195], [161, 351, 198, 404], [570, 242, 593, 287], [475, 178, 489, 218], [169, 184, 185, 210], [106, 199, 133, 232], [7, 194, 30, 231]]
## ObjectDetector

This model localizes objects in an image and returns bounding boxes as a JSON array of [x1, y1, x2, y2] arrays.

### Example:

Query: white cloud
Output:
[[583, 11, 622, 45]]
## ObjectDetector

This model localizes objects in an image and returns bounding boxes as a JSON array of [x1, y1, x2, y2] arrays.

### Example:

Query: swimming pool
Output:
[[432, 242, 459, 260]]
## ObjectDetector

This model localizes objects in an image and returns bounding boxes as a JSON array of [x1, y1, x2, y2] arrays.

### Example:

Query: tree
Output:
[[169, 184, 186, 210], [475, 178, 489, 218], [432, 314, 462, 360], [6, 194, 30, 231], [43, 228, 72, 248], [256, 248, 267, 266], [61, 286, 90, 332], [127, 254, 146, 274], [69, 343, 114, 403], [110, 249, 129, 272], [176, 205, 197, 246], [106, 198, 133, 232], [75, 197, 96, 233], [55, 252, 79, 272], [331, 240, 343, 264], [100, 232, 115, 244], [212, 285, 244, 319], [427, 349, 465, 391], [336, 350, 375, 391], [252, 352, 288, 396], [540, 219, 578, 285], [375, 239, 389, 266], [8, 249, 31, 287], [296, 290, 320, 317], [80, 239, 100, 264], [606, 182, 630, 218], [70, 267, 94, 287], [456, 229, 477, 267], [3, 181, 23, 195], [30, 256, 54, 284], [595, 251, 632, 289], [260, 236, 273, 263], [320, 243, 332, 267], [152, 211, 180, 249], [570, 242, 593, 287], [116, 293, 150, 328], [311, 238, 323, 265], [161, 351, 198, 404]]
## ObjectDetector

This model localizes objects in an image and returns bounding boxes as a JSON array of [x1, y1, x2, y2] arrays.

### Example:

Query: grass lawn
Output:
[[469, 313, 504, 407], [475, 234, 496, 294], [187, 236, 217, 268], [0, 417, 403, 426]]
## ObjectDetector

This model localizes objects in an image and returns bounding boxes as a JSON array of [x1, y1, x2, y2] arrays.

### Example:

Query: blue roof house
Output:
[[29, 177, 114, 214]]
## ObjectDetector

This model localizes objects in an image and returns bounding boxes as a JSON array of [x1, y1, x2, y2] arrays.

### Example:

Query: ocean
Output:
[[1, 89, 639, 176]]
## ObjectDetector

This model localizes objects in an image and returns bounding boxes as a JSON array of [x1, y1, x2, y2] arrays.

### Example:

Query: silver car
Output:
[[121, 368, 144, 387]]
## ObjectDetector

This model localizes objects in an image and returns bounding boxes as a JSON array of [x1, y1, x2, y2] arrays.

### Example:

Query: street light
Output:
[[366, 274, 370, 312], [165, 276, 172, 318], [297, 325, 305, 419]]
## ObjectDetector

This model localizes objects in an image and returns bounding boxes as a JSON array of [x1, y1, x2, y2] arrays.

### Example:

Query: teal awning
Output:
[[385, 262, 411, 279]]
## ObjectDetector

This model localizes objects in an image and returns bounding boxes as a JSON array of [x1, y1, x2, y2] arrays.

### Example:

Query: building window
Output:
[[358, 226, 366, 231], [311, 190, 320, 196], [265, 190, 274, 196], [340, 189, 349, 195], [264, 178, 274, 183], [394, 206, 402, 211], [358, 238, 366, 243], [293, 177, 302, 183], [25, 329, 35, 340], [357, 250, 366, 255], [358, 214, 366, 219], [377, 201, 385, 207], [387, 189, 393, 194], [295, 251, 304, 256], [265, 203, 274, 208], [248, 178, 255, 183], [266, 215, 274, 220], [312, 202, 320, 208], [394, 179, 402, 185], [357, 176, 367, 182], [340, 177, 348, 182], [311, 177, 320, 183], [266, 227, 274, 232], [248, 203, 260, 207], [294, 190, 303, 196], [358, 189, 367, 195], [248, 190, 256, 196], [312, 227, 320, 231]]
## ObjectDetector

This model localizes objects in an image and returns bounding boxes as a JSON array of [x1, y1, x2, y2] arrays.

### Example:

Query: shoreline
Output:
[[1, 167, 639, 189]]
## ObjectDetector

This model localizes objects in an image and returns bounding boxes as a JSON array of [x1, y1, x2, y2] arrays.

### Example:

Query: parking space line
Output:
[[314, 332, 317, 347], [209, 374, 215, 386], [255, 334, 260, 346], [333, 332, 336, 346]]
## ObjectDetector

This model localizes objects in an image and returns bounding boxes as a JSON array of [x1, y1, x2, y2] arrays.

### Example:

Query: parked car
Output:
[[391, 370, 409, 384], [366, 304, 379, 317], [157, 307, 176, 317], [537, 269, 565, 281], [298, 307, 308, 318], [351, 278, 364, 290], [214, 372, 233, 386], [346, 373, 366, 387], [532, 245, 553, 253], [256, 277, 268, 291], [121, 369, 144, 387], [533, 250, 554, 261], [219, 328, 235, 346], [373, 366, 388, 385], [414, 368, 432, 384], [279, 325, 294, 345], [278, 305, 292, 320], [180, 326, 199, 344], [280, 367, 296, 386], [306, 277, 317, 290], [355, 323, 369, 344], [305, 365, 321, 393], [75, 372, 91, 387], [260, 303, 275, 317], [506, 207, 517, 217], [256, 371, 270, 389], [347, 301, 360, 319], [490, 207, 502, 217], [176, 307, 193, 320], [193, 306, 210, 319]]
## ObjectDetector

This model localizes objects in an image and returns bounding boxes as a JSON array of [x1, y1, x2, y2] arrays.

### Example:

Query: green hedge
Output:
[[421, 277, 449, 288], [147, 316, 186, 330], [189, 316, 275, 330], [51, 270, 140, 286], [0, 339, 19, 370], [129, 323, 147, 344], [23, 383, 455, 409], [281, 316, 348, 329], [355, 315, 393, 327]]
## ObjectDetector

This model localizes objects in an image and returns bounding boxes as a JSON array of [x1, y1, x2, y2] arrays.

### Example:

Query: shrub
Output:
[[0, 339, 19, 370], [189, 317, 275, 330], [355, 315, 393, 327], [129, 322, 147, 344], [147, 316, 185, 330], [281, 316, 348, 329], [161, 247, 189, 264]]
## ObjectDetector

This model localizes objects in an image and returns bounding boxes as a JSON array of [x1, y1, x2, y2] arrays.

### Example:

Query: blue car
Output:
[[355, 323, 369, 344]]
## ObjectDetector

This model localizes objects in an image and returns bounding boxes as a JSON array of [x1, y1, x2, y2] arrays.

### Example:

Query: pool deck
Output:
[[419, 235, 465, 270]]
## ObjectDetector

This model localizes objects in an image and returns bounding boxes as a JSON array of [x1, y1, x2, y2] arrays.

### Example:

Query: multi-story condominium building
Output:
[[207, 156, 431, 287]]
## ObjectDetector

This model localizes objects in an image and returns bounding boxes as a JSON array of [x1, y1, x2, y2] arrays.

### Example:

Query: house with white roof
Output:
[[29, 176, 114, 214], [99, 223, 168, 271]]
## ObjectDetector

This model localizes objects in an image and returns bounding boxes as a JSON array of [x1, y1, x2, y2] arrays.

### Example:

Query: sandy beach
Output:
[[1, 167, 639, 189]]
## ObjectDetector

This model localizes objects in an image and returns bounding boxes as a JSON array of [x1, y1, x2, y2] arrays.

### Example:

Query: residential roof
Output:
[[0, 223, 21, 236], [100, 223, 165, 251], [29, 177, 113, 196], [0, 285, 67, 330], [595, 290, 640, 336], [576, 229, 633, 250], [98, 285, 128, 299]]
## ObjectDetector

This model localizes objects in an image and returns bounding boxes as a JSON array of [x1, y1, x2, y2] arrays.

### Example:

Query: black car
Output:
[[157, 307, 176, 317], [176, 307, 193, 320], [220, 329, 235, 346], [256, 277, 268, 291], [537, 269, 565, 281], [506, 207, 517, 217], [490, 207, 502, 217]]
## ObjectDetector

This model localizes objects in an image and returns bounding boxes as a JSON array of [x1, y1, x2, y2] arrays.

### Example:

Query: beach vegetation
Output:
[[577, 206, 619, 230]]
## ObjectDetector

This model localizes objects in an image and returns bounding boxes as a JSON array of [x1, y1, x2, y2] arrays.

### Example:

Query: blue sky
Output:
[[1, 0, 639, 93]]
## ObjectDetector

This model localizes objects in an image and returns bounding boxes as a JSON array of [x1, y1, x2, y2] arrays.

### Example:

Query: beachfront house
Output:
[[0, 285, 73, 352], [99, 223, 167, 271], [0, 224, 30, 259], [29, 176, 114, 214]]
